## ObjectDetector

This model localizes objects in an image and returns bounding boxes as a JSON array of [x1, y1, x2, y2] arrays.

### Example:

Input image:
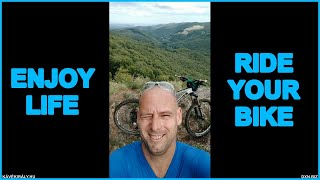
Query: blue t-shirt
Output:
[[109, 141, 210, 178]]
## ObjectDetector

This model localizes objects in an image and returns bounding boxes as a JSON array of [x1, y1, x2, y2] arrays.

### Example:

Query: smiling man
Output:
[[109, 81, 210, 178]]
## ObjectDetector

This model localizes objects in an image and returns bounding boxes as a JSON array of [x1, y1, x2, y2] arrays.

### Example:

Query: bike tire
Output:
[[185, 99, 211, 137], [114, 99, 140, 135]]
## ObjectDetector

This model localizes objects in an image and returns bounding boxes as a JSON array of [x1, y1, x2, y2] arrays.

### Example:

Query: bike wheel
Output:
[[185, 99, 211, 137], [114, 99, 140, 135]]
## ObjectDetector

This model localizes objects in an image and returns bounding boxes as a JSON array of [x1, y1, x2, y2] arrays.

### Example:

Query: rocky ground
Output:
[[109, 87, 211, 154]]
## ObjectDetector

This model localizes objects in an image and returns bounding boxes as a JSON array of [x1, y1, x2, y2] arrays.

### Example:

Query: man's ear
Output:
[[177, 107, 182, 125]]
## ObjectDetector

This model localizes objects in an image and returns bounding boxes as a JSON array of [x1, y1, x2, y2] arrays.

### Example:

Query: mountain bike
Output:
[[113, 75, 211, 137]]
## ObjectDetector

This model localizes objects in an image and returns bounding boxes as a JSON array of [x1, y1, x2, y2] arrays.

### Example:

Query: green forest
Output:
[[109, 22, 211, 87]]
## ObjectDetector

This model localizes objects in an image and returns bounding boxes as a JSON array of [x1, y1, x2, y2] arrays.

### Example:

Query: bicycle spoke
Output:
[[114, 99, 140, 135]]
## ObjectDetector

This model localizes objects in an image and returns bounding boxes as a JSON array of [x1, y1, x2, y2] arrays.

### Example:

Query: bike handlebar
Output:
[[175, 75, 188, 82], [175, 75, 207, 85]]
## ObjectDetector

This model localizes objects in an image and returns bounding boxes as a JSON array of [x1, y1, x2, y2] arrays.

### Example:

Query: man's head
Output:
[[137, 82, 182, 156]]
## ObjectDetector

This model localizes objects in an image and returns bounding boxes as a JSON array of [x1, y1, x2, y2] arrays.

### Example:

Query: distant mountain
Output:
[[110, 23, 154, 29], [111, 22, 210, 56], [111, 28, 162, 46], [109, 22, 211, 82]]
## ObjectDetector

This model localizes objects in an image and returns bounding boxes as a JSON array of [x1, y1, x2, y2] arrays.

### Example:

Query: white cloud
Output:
[[110, 2, 210, 25]]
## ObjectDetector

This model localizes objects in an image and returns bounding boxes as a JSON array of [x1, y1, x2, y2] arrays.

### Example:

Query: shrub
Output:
[[109, 81, 128, 96], [126, 76, 146, 90], [114, 67, 133, 83]]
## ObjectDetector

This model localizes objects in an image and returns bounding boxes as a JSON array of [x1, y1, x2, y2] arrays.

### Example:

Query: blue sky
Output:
[[110, 2, 210, 25]]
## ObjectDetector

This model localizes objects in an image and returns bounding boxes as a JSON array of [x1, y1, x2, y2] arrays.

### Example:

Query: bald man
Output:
[[110, 81, 210, 178]]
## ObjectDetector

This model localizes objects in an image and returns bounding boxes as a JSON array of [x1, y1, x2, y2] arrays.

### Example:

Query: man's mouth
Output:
[[149, 134, 164, 141]]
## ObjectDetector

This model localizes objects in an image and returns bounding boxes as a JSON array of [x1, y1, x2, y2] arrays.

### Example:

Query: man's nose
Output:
[[151, 116, 162, 131]]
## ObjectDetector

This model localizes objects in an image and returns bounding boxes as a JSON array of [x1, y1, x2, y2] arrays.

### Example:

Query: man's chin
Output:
[[146, 143, 166, 156], [149, 148, 166, 156]]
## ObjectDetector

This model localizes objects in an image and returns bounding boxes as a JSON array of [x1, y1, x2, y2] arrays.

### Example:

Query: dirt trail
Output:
[[109, 87, 211, 154]]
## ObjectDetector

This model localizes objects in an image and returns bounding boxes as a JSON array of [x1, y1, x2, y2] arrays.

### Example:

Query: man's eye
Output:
[[142, 116, 152, 120], [162, 114, 171, 118]]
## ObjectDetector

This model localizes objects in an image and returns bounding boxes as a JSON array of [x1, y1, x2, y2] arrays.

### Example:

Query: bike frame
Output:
[[176, 88, 194, 103], [176, 87, 205, 120]]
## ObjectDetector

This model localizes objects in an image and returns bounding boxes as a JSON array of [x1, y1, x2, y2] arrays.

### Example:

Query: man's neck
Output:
[[142, 142, 176, 178]]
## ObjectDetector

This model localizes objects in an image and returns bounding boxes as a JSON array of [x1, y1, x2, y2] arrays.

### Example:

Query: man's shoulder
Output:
[[176, 142, 210, 178], [110, 141, 142, 165], [109, 141, 142, 178], [177, 141, 210, 157], [110, 141, 141, 159], [177, 142, 210, 160]]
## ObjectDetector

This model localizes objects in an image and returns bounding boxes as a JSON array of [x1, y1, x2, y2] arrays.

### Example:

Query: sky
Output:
[[110, 2, 210, 25]]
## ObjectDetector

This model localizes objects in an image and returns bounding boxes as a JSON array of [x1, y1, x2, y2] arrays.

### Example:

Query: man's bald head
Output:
[[139, 86, 178, 108]]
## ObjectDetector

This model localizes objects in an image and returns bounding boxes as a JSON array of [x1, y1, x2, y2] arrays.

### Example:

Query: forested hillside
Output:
[[109, 22, 210, 84]]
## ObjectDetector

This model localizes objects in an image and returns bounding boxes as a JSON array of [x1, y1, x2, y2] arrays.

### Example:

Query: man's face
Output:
[[138, 86, 182, 156]]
